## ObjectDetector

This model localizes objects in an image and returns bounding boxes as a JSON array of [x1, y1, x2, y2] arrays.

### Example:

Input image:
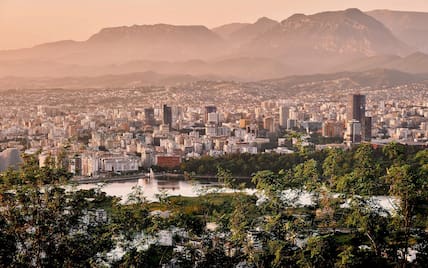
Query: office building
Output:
[[347, 94, 365, 122], [163, 105, 172, 128], [144, 108, 155, 125], [279, 106, 289, 128], [322, 121, 344, 137], [345, 120, 362, 144], [263, 117, 275, 133], [204, 106, 217, 123], [347, 94, 371, 142], [207, 112, 220, 125]]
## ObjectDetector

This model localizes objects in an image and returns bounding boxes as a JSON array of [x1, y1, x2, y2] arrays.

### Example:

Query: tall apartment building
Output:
[[346, 94, 371, 143], [204, 106, 217, 123], [279, 106, 289, 128], [144, 108, 155, 125], [163, 105, 172, 128], [347, 94, 366, 123]]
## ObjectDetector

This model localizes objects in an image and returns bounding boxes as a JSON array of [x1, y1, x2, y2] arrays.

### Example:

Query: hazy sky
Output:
[[2, 0, 428, 50]]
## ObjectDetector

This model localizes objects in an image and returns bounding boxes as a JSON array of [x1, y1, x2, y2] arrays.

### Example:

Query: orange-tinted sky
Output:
[[1, 0, 428, 50]]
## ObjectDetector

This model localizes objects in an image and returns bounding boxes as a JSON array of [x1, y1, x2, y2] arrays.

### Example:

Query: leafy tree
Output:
[[251, 170, 283, 204], [335, 144, 383, 196], [336, 246, 356, 268], [298, 235, 336, 268], [197, 238, 240, 267], [345, 197, 390, 257], [322, 148, 349, 187], [294, 159, 320, 192], [266, 239, 298, 268], [384, 164, 428, 266], [382, 142, 406, 166], [115, 245, 173, 268], [0, 154, 114, 267]]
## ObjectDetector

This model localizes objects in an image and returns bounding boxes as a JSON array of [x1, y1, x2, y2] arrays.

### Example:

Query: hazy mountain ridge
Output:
[[243, 9, 410, 59], [0, 57, 288, 80], [211, 23, 250, 39], [332, 52, 428, 73], [2, 68, 427, 91], [0, 24, 227, 65], [223, 17, 280, 47], [84, 24, 226, 62], [0, 71, 236, 89], [367, 10, 428, 53], [1, 8, 428, 81], [260, 69, 428, 95]]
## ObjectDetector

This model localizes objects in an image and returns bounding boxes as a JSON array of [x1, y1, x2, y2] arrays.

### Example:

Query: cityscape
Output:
[[1, 1, 428, 267], [1, 82, 428, 176]]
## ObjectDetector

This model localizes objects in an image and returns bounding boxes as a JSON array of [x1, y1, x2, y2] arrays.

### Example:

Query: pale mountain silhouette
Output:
[[1, 8, 427, 85], [367, 10, 428, 53]]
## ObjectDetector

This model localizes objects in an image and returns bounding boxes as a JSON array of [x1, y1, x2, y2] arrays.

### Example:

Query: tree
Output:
[[322, 148, 348, 187], [0, 155, 114, 267], [217, 166, 239, 190], [251, 170, 282, 204], [352, 144, 381, 195], [345, 197, 390, 258], [382, 142, 406, 166], [115, 245, 173, 268], [266, 239, 298, 268], [294, 159, 320, 192], [336, 246, 356, 268], [384, 164, 428, 266], [298, 235, 336, 268], [335, 144, 383, 196], [217, 167, 250, 248]]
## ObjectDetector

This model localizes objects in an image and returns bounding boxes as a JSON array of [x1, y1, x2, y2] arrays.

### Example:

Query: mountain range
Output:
[[2, 8, 428, 87]]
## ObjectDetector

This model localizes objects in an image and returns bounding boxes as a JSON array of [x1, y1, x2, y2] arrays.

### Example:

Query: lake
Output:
[[76, 178, 398, 214], [77, 177, 253, 202]]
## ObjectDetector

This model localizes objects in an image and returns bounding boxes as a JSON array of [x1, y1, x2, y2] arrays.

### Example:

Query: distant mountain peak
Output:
[[282, 9, 369, 26], [218, 16, 279, 45], [345, 8, 364, 14], [367, 9, 428, 53], [247, 8, 411, 61], [287, 13, 307, 19], [0, 8, 422, 81], [281, 13, 310, 28], [255, 17, 278, 25], [407, 51, 427, 58], [88, 23, 215, 43]]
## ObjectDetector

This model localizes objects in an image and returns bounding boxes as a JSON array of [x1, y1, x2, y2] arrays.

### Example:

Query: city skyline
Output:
[[2, 1, 428, 266], [2, 0, 428, 50]]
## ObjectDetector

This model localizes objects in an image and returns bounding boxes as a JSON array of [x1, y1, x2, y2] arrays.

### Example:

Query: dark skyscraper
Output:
[[204, 106, 217, 123], [346, 94, 371, 142], [163, 104, 172, 127], [347, 94, 366, 122], [144, 108, 155, 125]]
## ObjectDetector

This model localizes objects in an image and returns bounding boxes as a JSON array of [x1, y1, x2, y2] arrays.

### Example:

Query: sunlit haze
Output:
[[2, 0, 428, 50], [2, 0, 428, 267]]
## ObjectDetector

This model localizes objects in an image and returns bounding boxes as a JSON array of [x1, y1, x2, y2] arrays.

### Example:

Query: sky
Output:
[[1, 0, 428, 50]]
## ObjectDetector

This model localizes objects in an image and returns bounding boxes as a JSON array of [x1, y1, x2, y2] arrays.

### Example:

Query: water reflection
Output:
[[77, 178, 232, 202], [76, 179, 397, 214]]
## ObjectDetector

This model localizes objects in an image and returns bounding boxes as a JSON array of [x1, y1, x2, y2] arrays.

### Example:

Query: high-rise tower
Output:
[[347, 94, 365, 122], [163, 104, 172, 128], [279, 106, 289, 128], [346, 94, 371, 143]]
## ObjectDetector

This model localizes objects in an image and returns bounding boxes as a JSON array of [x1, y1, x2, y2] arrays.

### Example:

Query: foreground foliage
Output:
[[1, 143, 428, 267]]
